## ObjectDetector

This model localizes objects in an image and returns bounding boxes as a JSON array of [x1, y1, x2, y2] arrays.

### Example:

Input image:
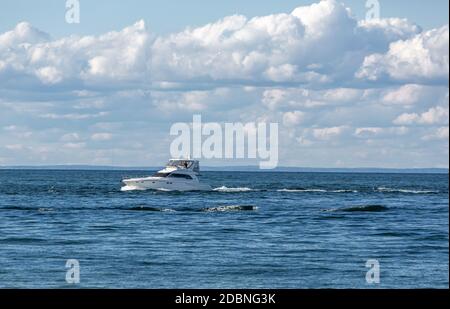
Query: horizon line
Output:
[[0, 164, 448, 173]]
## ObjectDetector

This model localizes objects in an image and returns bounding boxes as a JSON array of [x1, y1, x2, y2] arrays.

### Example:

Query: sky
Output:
[[0, 0, 448, 36], [0, 0, 449, 168]]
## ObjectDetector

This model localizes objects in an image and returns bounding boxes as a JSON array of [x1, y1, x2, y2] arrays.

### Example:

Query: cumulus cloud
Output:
[[382, 84, 426, 105], [0, 21, 50, 46], [40, 112, 109, 120], [0, 0, 442, 91], [312, 126, 348, 140], [283, 111, 305, 127], [357, 25, 449, 84], [91, 133, 113, 141], [150, 0, 425, 87], [354, 126, 409, 138], [262, 87, 365, 111], [422, 127, 449, 141], [60, 133, 81, 142], [5, 144, 24, 151], [0, 20, 150, 88], [151, 12, 307, 83], [63, 142, 86, 149], [354, 127, 384, 137], [394, 105, 449, 125]]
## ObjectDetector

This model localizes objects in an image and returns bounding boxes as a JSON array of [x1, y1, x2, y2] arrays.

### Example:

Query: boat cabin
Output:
[[166, 159, 200, 173]]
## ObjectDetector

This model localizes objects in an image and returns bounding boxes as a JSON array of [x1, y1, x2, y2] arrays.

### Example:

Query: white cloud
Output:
[[357, 18, 421, 50], [151, 12, 306, 83], [354, 127, 384, 137], [63, 142, 86, 149], [152, 91, 209, 112], [323, 88, 362, 102], [419, 106, 450, 125], [0, 21, 49, 47], [5, 144, 24, 151], [357, 25, 449, 83], [40, 112, 109, 120], [393, 113, 420, 125], [35, 66, 63, 84], [60, 133, 81, 142], [422, 127, 449, 141], [313, 126, 347, 140], [150, 0, 423, 86], [3, 125, 23, 132], [394, 105, 449, 125], [0, 20, 150, 87], [283, 111, 305, 127], [354, 126, 409, 138], [264, 64, 298, 82], [91, 133, 113, 141], [0, 0, 439, 91], [262, 87, 363, 111], [382, 84, 424, 105]]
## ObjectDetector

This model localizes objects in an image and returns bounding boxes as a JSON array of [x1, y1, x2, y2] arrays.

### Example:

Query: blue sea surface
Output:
[[0, 170, 448, 288]]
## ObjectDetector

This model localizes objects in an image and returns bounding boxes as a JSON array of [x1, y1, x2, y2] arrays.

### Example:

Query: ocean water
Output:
[[0, 170, 448, 288]]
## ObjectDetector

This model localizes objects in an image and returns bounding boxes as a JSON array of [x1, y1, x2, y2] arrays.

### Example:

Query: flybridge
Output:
[[169, 115, 279, 169], [166, 159, 200, 173]]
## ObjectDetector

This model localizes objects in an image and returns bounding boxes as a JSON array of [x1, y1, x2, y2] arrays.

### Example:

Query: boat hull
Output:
[[121, 177, 212, 192]]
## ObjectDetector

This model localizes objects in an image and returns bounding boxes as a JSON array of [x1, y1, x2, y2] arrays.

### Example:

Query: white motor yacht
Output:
[[121, 159, 212, 191]]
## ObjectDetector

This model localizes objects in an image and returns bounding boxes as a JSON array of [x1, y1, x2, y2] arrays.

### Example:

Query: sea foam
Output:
[[213, 186, 255, 192]]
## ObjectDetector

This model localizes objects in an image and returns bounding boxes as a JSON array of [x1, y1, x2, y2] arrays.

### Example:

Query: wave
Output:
[[128, 206, 176, 212], [121, 186, 184, 193], [278, 188, 326, 192], [123, 185, 257, 193], [277, 188, 357, 193], [155, 188, 173, 192], [202, 205, 258, 212], [1, 206, 53, 212], [213, 186, 255, 192], [0, 237, 48, 244], [122, 185, 362, 194], [127, 205, 257, 212], [376, 187, 439, 194], [338, 205, 388, 212], [3, 204, 257, 213], [278, 187, 438, 194], [120, 185, 146, 192], [331, 189, 358, 193]]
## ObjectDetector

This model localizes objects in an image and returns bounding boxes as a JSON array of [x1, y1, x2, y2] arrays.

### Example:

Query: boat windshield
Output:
[[167, 160, 193, 169], [152, 172, 170, 178], [168, 174, 193, 180]]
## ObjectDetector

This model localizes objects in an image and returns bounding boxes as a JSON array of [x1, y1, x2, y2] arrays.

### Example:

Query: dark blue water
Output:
[[0, 170, 448, 288]]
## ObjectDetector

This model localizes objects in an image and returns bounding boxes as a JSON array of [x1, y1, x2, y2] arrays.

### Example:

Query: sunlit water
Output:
[[0, 170, 448, 288]]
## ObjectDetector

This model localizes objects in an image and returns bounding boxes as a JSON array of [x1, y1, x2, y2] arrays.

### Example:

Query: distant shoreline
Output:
[[0, 165, 448, 174]]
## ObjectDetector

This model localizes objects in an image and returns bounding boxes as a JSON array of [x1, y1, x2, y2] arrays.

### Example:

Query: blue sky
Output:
[[1, 0, 448, 36], [0, 0, 448, 168]]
